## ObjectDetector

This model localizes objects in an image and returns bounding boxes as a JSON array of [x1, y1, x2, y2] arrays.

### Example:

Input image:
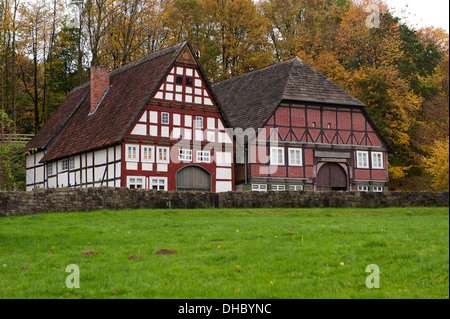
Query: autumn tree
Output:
[[260, 0, 350, 61]]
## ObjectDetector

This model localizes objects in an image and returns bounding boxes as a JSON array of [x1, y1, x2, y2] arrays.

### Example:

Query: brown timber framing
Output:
[[26, 146, 121, 189], [268, 103, 383, 147]]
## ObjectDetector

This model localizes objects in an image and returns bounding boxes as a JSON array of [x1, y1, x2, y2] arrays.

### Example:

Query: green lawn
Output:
[[0, 207, 448, 299]]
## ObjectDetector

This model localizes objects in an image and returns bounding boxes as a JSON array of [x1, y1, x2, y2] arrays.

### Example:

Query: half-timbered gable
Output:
[[23, 41, 234, 192], [213, 57, 392, 192], [123, 45, 234, 192]]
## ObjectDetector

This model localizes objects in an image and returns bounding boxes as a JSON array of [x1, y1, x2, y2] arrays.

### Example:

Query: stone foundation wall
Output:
[[0, 187, 448, 217]]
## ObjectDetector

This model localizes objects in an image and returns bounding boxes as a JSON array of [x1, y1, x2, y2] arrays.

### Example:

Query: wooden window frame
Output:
[[289, 185, 303, 191], [371, 152, 383, 169], [161, 112, 170, 125], [288, 148, 302, 166], [179, 149, 192, 161], [69, 157, 75, 170], [126, 144, 139, 162], [195, 116, 203, 129], [150, 177, 168, 191], [61, 159, 69, 171], [270, 147, 285, 166], [271, 184, 286, 191], [356, 151, 369, 169], [252, 184, 267, 192], [196, 151, 211, 163], [156, 147, 170, 163], [127, 176, 144, 189], [141, 145, 154, 163]]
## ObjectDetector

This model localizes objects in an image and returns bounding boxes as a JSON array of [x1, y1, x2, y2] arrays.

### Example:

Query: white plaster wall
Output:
[[216, 167, 232, 180], [216, 181, 232, 192]]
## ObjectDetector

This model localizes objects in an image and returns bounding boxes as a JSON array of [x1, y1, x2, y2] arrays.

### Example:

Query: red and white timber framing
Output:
[[121, 58, 234, 192], [25, 48, 234, 192], [243, 102, 389, 192]]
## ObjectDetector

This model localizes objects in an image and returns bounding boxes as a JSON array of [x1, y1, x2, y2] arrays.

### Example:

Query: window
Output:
[[196, 116, 203, 129], [176, 76, 183, 84], [271, 185, 286, 191], [289, 185, 303, 191], [141, 146, 154, 163], [126, 145, 139, 162], [161, 112, 169, 124], [61, 159, 69, 171], [373, 186, 383, 192], [270, 147, 285, 165], [252, 184, 267, 192], [69, 158, 75, 170], [128, 177, 144, 189], [157, 147, 169, 163], [150, 177, 167, 191], [312, 122, 316, 127], [48, 163, 53, 176], [372, 152, 383, 169], [179, 149, 192, 161], [356, 151, 369, 168], [357, 186, 369, 192], [186, 77, 193, 86], [197, 151, 210, 163], [288, 148, 302, 166]]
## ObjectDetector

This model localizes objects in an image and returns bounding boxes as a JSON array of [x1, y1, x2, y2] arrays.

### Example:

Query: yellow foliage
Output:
[[423, 139, 449, 191], [388, 164, 412, 180]]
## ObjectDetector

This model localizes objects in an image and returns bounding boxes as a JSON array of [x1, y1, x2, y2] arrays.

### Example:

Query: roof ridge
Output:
[[281, 58, 300, 99], [213, 57, 296, 87], [281, 57, 366, 106]]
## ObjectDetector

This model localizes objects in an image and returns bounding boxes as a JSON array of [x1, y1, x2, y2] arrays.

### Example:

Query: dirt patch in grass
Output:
[[128, 255, 142, 260], [156, 249, 178, 255], [81, 249, 99, 255], [287, 232, 298, 235], [210, 239, 222, 242]]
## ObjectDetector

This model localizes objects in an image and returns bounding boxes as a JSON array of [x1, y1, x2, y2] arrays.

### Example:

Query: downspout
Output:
[[244, 143, 248, 185]]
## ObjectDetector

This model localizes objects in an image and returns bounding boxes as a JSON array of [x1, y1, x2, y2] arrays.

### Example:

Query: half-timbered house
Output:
[[23, 41, 234, 192], [213, 57, 392, 192]]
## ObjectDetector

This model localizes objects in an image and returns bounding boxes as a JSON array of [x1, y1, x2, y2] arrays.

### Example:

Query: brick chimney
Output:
[[90, 65, 110, 113]]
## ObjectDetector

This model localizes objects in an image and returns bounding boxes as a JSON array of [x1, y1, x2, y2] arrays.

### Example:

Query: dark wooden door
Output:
[[316, 162, 347, 191], [176, 166, 211, 192]]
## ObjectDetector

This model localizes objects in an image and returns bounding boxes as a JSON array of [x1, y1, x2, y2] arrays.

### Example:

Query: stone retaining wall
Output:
[[0, 187, 448, 217]]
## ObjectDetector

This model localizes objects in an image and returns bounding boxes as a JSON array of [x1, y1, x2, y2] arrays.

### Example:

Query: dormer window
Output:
[[176, 76, 183, 84], [186, 77, 193, 86]]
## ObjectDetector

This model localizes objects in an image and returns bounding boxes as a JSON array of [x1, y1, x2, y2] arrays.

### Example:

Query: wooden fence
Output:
[[0, 134, 34, 144]]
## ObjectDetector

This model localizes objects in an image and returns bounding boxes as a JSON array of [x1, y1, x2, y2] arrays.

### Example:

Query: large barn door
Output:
[[316, 162, 347, 191], [176, 166, 212, 192]]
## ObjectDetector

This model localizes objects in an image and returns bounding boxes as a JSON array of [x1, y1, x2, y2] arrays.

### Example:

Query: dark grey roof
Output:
[[213, 57, 366, 130]]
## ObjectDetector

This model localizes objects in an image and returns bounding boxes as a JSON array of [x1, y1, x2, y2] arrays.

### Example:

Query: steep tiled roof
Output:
[[22, 42, 187, 162], [213, 57, 366, 130]]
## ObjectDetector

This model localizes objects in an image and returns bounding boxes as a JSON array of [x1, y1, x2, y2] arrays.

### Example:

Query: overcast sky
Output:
[[384, 0, 449, 32]]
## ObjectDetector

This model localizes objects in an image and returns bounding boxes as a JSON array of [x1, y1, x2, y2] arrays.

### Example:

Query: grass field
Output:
[[0, 207, 448, 299]]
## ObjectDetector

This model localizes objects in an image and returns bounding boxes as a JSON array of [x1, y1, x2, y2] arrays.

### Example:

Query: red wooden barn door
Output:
[[316, 162, 347, 191]]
